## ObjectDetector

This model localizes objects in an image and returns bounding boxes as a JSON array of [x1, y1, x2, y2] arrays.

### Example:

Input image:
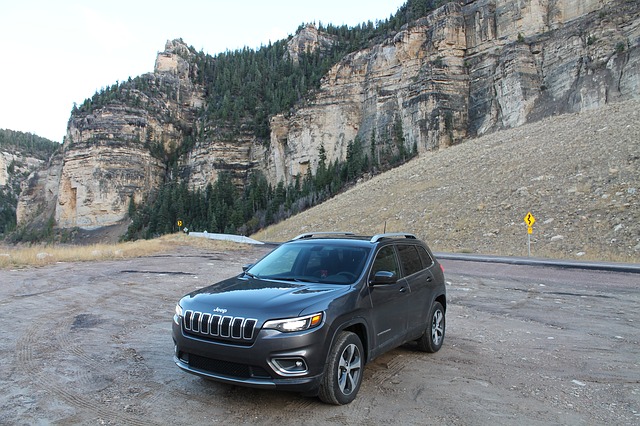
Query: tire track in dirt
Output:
[[14, 315, 161, 425], [368, 353, 407, 388]]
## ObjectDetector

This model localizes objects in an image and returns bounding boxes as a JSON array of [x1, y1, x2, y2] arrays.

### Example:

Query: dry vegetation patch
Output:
[[0, 234, 248, 269]]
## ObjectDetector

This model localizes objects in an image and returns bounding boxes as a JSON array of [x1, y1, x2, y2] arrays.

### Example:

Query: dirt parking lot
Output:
[[1, 244, 638, 425]]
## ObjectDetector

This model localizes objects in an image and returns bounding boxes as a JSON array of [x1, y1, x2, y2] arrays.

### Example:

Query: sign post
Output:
[[524, 212, 535, 257]]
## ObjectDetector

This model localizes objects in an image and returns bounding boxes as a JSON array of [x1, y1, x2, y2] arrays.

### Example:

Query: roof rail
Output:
[[370, 233, 417, 243], [292, 232, 356, 240]]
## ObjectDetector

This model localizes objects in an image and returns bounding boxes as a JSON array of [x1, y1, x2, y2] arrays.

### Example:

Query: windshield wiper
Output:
[[274, 276, 315, 283]]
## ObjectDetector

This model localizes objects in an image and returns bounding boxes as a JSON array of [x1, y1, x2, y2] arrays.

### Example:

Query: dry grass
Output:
[[0, 233, 248, 269], [252, 100, 640, 264]]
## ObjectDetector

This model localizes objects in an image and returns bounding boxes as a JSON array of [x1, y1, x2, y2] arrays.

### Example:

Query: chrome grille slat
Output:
[[183, 310, 256, 341], [244, 319, 257, 339], [211, 315, 221, 336], [220, 316, 232, 337], [231, 318, 243, 339], [192, 312, 201, 332], [201, 313, 211, 334]]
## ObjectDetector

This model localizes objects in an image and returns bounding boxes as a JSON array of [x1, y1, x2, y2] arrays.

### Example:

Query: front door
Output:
[[368, 245, 409, 354]]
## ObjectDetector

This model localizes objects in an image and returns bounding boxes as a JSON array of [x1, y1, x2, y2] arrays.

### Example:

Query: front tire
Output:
[[417, 301, 445, 353], [318, 331, 364, 405]]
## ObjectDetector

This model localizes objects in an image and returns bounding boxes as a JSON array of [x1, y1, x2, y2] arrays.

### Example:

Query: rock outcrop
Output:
[[2, 151, 47, 229], [17, 0, 640, 231], [54, 40, 204, 229], [1, 152, 44, 188], [260, 0, 640, 184], [15, 153, 62, 225], [286, 24, 337, 64], [258, 3, 470, 184]]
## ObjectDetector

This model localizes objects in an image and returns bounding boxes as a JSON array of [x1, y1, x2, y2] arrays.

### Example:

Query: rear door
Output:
[[397, 244, 438, 336]]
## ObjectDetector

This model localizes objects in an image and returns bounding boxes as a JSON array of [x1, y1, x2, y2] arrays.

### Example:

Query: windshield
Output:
[[248, 243, 370, 285]]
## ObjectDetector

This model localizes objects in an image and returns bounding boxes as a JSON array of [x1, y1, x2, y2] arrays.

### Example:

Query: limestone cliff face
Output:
[[465, 0, 639, 133], [2, 151, 47, 231], [15, 153, 62, 225], [0, 154, 9, 187], [183, 25, 338, 191], [17, 0, 640, 231], [259, 0, 640, 184], [286, 24, 337, 64], [0, 152, 44, 188], [55, 137, 165, 229], [258, 4, 469, 184], [184, 136, 254, 190], [55, 40, 203, 229]]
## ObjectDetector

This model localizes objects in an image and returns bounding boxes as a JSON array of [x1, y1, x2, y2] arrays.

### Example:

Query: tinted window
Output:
[[248, 243, 370, 284], [397, 245, 422, 276], [370, 246, 399, 278], [249, 244, 303, 276], [417, 246, 434, 268], [304, 246, 368, 279]]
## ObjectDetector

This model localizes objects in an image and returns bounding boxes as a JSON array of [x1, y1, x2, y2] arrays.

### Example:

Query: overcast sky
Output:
[[0, 0, 407, 143]]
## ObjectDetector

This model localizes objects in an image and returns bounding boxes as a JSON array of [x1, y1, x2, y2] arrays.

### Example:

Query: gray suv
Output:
[[172, 232, 446, 404]]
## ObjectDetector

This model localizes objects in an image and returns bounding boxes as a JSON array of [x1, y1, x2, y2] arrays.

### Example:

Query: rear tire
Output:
[[318, 331, 364, 405], [417, 301, 445, 353]]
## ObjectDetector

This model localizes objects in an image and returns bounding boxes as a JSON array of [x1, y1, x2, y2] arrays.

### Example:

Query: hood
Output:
[[180, 275, 350, 319]]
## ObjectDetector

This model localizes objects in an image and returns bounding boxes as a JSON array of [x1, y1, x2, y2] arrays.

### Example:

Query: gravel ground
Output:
[[1, 245, 638, 425], [253, 100, 640, 263]]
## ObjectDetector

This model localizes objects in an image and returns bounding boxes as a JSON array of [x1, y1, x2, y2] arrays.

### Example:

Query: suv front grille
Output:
[[183, 310, 257, 342]]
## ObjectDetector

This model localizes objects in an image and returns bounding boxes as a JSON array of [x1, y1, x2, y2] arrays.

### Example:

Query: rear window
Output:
[[397, 244, 423, 276], [417, 246, 434, 268]]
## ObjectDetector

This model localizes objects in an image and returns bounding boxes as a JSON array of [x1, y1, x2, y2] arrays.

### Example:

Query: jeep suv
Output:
[[172, 232, 446, 405]]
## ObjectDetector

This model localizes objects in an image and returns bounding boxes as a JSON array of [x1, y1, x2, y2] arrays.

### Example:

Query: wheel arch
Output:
[[333, 320, 369, 364], [435, 294, 446, 312]]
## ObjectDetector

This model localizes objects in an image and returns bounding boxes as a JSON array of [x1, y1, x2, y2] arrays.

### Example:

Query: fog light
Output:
[[270, 357, 308, 376], [177, 350, 189, 363]]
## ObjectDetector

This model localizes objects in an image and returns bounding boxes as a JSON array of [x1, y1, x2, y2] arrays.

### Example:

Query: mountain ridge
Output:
[[9, 0, 640, 246]]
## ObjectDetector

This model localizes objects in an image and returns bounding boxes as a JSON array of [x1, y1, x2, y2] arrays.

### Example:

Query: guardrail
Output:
[[189, 232, 264, 245], [435, 253, 640, 274]]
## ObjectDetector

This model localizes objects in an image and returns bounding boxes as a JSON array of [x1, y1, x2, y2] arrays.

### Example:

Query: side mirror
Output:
[[370, 270, 397, 285], [242, 264, 253, 272]]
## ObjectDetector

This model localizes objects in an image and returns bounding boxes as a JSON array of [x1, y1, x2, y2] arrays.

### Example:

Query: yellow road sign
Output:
[[177, 220, 183, 227], [524, 212, 535, 227], [527, 226, 533, 234]]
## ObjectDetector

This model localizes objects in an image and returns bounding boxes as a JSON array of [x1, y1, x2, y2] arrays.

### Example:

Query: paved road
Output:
[[1, 246, 638, 425]]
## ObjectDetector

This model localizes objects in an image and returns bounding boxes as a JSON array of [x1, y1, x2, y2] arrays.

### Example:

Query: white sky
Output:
[[0, 0, 407, 143]]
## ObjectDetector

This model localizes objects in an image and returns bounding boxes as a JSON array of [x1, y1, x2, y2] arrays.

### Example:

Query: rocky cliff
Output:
[[2, 151, 46, 224], [51, 40, 203, 229], [260, 0, 640, 183], [17, 0, 640, 232], [1, 131, 57, 234], [0, 152, 44, 188], [15, 153, 62, 226]]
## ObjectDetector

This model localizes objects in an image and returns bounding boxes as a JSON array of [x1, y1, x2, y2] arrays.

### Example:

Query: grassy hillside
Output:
[[252, 100, 640, 263]]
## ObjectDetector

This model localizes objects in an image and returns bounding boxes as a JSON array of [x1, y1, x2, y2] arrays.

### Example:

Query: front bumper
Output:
[[172, 319, 328, 393]]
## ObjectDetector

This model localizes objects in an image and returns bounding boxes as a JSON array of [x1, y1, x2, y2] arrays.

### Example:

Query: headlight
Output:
[[174, 304, 183, 324], [263, 313, 323, 333]]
